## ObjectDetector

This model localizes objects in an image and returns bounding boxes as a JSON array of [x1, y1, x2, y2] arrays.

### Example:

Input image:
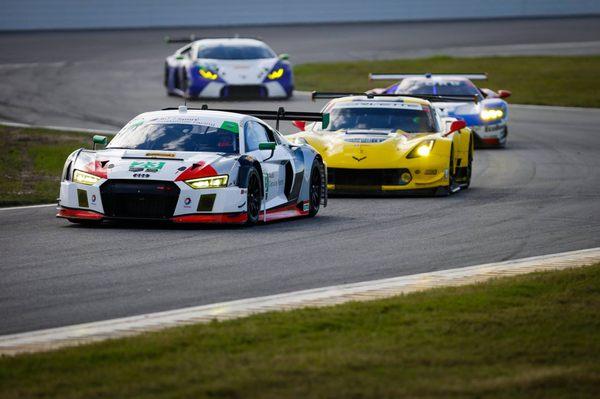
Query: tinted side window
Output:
[[244, 121, 270, 152]]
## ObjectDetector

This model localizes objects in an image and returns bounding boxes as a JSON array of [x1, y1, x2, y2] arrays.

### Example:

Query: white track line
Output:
[[0, 203, 56, 211], [1, 247, 598, 355], [0, 121, 117, 135]]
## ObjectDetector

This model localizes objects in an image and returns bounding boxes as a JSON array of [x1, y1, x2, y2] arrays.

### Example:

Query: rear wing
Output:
[[311, 91, 478, 103], [369, 73, 488, 81], [162, 105, 323, 130], [164, 34, 263, 44]]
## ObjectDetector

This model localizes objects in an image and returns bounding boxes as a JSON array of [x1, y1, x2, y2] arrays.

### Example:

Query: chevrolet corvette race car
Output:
[[369, 73, 510, 147], [164, 36, 293, 99], [288, 92, 474, 195], [57, 106, 326, 225]]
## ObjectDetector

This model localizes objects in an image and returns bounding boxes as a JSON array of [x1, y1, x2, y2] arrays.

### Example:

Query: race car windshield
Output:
[[325, 107, 437, 133], [197, 45, 276, 60], [397, 79, 481, 97], [108, 123, 239, 153]]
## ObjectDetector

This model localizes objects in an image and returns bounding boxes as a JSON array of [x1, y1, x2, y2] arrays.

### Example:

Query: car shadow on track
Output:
[[60, 214, 339, 231]]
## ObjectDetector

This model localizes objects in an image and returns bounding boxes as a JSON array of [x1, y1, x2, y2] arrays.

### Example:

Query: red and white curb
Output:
[[1, 247, 599, 355]]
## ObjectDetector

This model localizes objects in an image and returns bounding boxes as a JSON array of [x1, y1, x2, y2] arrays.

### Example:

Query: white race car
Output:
[[57, 106, 326, 225], [164, 37, 294, 99]]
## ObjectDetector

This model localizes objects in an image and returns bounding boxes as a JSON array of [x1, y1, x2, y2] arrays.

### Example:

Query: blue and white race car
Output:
[[164, 37, 294, 99], [369, 73, 511, 147]]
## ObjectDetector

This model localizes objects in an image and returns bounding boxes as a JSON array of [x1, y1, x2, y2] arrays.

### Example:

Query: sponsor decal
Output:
[[146, 152, 176, 158], [263, 173, 270, 200], [107, 164, 115, 169], [303, 202, 310, 212], [220, 121, 239, 134], [91, 194, 97, 204], [129, 161, 166, 173], [346, 137, 386, 143], [352, 155, 367, 162], [132, 173, 151, 178], [335, 101, 423, 110], [150, 116, 221, 127], [184, 197, 192, 208]]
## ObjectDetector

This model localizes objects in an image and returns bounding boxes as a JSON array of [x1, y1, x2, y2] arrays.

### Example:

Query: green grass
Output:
[[0, 126, 94, 207], [1, 264, 599, 399], [295, 55, 600, 108]]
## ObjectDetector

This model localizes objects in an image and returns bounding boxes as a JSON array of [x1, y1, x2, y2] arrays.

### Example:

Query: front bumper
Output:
[[326, 166, 449, 194], [57, 179, 249, 224], [470, 122, 507, 146], [192, 81, 292, 98]]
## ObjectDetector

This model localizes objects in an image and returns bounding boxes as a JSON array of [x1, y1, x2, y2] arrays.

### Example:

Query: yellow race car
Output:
[[288, 92, 474, 195]]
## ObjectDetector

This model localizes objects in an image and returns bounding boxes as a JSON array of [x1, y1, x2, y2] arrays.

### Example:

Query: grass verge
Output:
[[1, 264, 599, 399], [0, 126, 94, 207], [295, 55, 600, 108]]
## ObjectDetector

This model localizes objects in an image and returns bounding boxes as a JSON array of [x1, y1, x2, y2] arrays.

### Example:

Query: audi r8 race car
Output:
[[57, 106, 326, 225], [288, 92, 474, 195], [369, 73, 510, 147], [164, 36, 294, 99]]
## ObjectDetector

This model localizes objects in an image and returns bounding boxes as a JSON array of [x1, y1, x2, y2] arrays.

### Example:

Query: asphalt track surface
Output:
[[1, 18, 600, 335], [1, 17, 600, 130]]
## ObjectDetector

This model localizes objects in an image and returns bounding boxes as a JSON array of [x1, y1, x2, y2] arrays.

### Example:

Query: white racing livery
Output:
[[165, 37, 294, 99], [57, 106, 326, 225]]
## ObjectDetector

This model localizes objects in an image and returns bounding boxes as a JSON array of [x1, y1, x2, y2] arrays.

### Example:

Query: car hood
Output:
[[290, 129, 441, 169], [434, 101, 479, 117], [72, 148, 238, 181], [197, 58, 279, 84]]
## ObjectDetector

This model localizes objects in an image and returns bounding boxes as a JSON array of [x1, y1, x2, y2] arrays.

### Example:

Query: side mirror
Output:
[[258, 142, 276, 161], [447, 120, 467, 135], [92, 135, 108, 150], [258, 142, 276, 151], [292, 120, 306, 131], [498, 89, 511, 99], [278, 53, 290, 61]]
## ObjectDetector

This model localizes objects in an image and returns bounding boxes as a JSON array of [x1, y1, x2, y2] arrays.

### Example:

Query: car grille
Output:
[[328, 168, 410, 188], [222, 85, 264, 98], [100, 180, 180, 219]]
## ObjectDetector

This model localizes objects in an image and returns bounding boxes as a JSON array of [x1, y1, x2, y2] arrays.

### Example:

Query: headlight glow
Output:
[[407, 140, 435, 158], [199, 68, 218, 80], [480, 109, 504, 121], [185, 175, 229, 189], [73, 170, 101, 185], [267, 68, 284, 80]]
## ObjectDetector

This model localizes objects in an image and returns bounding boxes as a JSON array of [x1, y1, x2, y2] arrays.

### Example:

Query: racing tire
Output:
[[246, 168, 262, 225], [463, 138, 473, 189], [180, 68, 192, 99], [308, 161, 323, 217], [436, 147, 455, 197], [163, 63, 169, 88], [498, 127, 508, 148]]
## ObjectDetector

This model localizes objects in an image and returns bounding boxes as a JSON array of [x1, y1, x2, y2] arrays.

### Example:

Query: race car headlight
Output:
[[480, 108, 504, 121], [267, 68, 284, 80], [73, 170, 102, 185], [199, 68, 218, 80], [185, 175, 228, 189], [407, 140, 435, 158]]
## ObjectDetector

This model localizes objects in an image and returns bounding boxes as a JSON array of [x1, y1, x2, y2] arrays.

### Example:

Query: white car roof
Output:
[[404, 76, 471, 82], [134, 108, 252, 125], [193, 38, 269, 47]]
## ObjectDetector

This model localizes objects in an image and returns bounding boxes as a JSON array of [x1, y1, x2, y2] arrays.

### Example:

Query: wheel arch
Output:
[[237, 155, 264, 199]]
